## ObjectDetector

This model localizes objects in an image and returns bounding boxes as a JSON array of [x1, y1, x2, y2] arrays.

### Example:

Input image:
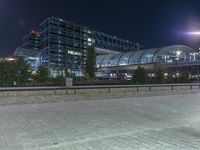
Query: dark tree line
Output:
[[0, 60, 51, 86], [0, 59, 31, 86], [132, 66, 190, 84]]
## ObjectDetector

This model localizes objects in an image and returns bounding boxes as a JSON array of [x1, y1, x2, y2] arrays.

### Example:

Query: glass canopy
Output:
[[96, 45, 199, 68]]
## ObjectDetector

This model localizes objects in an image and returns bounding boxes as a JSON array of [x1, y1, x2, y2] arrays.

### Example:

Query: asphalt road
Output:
[[0, 93, 200, 149]]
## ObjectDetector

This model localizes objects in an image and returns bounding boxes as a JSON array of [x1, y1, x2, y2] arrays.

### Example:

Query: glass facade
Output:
[[93, 31, 140, 52], [97, 45, 200, 68], [40, 16, 141, 77], [13, 47, 41, 73], [22, 30, 41, 50], [40, 17, 92, 77]]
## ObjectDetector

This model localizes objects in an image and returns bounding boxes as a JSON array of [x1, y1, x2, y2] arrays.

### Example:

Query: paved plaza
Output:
[[0, 93, 200, 149]]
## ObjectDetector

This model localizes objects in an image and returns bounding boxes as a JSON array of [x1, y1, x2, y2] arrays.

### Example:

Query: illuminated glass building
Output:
[[40, 17, 93, 77], [22, 30, 41, 50], [96, 45, 200, 79], [13, 47, 41, 74], [93, 31, 140, 55], [40, 16, 140, 77]]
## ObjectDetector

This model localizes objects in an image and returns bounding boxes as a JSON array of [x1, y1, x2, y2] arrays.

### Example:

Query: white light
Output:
[[187, 32, 200, 35], [87, 38, 92, 42], [176, 50, 182, 58]]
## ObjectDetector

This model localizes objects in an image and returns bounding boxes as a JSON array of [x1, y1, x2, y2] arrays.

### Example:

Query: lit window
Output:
[[88, 38, 92, 42], [68, 51, 74, 55], [87, 30, 92, 34]]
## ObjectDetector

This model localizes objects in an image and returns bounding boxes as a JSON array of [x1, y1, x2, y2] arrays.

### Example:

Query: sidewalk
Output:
[[0, 93, 200, 149]]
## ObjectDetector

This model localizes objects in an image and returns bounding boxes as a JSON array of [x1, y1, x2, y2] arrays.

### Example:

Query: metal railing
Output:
[[0, 83, 200, 94]]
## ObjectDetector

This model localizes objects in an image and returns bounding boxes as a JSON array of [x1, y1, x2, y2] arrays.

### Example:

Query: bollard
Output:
[[137, 87, 139, 92], [66, 89, 68, 95], [149, 86, 151, 91], [171, 86, 174, 91]]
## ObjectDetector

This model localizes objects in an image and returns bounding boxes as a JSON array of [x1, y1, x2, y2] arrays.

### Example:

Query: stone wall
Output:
[[0, 86, 200, 105]]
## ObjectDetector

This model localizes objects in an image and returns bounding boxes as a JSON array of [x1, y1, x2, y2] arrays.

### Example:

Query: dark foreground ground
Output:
[[0, 93, 200, 149]]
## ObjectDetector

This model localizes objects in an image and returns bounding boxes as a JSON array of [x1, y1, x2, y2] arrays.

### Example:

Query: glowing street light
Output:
[[186, 32, 200, 35]]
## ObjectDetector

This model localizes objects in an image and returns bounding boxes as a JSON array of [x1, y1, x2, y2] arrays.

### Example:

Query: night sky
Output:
[[1, 0, 200, 56]]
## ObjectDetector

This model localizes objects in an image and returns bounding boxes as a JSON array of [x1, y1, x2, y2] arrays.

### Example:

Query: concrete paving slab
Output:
[[0, 93, 200, 149]]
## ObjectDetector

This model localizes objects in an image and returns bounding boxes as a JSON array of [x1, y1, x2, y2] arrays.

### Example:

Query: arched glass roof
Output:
[[96, 45, 199, 68], [128, 51, 144, 65], [118, 52, 133, 66]]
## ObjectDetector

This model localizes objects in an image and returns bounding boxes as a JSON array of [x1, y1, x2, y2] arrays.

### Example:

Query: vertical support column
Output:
[[108, 88, 111, 93], [66, 89, 68, 95], [137, 87, 139, 92], [149, 86, 151, 91]]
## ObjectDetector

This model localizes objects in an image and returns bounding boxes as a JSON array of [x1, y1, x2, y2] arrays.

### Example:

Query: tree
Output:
[[35, 66, 49, 82], [16, 59, 31, 84], [0, 59, 31, 86], [133, 66, 147, 84], [53, 76, 65, 86], [155, 69, 164, 83], [178, 73, 190, 83], [0, 61, 15, 85], [85, 46, 96, 78]]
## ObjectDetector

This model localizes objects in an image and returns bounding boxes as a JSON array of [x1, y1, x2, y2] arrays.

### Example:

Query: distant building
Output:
[[22, 30, 41, 50], [40, 16, 141, 77], [13, 47, 41, 74]]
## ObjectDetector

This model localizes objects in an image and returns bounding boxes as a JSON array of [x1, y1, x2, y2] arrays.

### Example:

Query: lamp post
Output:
[[65, 67, 73, 87], [175, 50, 182, 78], [65, 52, 73, 90]]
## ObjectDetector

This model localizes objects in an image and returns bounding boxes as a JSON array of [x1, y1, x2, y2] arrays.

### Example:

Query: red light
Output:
[[31, 29, 40, 35]]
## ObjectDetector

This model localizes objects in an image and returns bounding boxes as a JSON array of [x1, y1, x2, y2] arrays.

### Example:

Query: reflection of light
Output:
[[167, 60, 173, 63], [176, 50, 182, 56], [187, 32, 200, 35], [5, 58, 15, 61], [28, 57, 36, 60]]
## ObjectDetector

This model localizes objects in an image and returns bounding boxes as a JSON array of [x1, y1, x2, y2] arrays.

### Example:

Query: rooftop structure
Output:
[[22, 30, 41, 50]]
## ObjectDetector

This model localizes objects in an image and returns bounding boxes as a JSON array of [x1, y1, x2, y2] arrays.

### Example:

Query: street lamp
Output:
[[186, 32, 200, 35]]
